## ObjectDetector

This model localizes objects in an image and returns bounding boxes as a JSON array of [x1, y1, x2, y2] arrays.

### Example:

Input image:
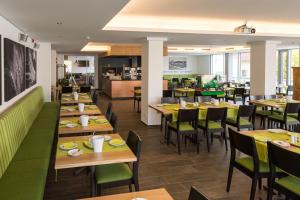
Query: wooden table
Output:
[[249, 99, 300, 109], [82, 188, 174, 200], [61, 93, 93, 105], [58, 115, 113, 135], [55, 134, 137, 196], [60, 105, 102, 117]]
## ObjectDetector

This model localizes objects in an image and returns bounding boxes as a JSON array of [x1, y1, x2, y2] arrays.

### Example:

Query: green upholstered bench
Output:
[[0, 86, 59, 200]]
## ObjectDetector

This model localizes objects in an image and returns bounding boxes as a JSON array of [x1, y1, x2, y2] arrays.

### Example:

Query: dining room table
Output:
[[81, 188, 174, 200], [61, 93, 93, 105], [240, 129, 300, 163], [58, 115, 113, 136], [55, 134, 137, 197], [249, 98, 300, 109], [174, 87, 195, 97], [60, 104, 102, 117]]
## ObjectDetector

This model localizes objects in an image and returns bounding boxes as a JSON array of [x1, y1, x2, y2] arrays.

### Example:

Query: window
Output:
[[240, 52, 250, 82], [211, 54, 225, 75], [228, 53, 239, 82]]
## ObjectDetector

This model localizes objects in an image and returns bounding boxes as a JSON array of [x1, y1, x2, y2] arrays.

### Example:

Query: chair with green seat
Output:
[[225, 87, 246, 105], [95, 130, 142, 195], [133, 86, 141, 112], [267, 103, 300, 130], [198, 108, 227, 152], [250, 95, 269, 129], [167, 108, 199, 154], [267, 142, 300, 200], [160, 97, 178, 132], [226, 105, 256, 131], [226, 128, 284, 200]]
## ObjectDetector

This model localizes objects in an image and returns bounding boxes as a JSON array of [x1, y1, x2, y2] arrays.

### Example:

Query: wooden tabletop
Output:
[[249, 99, 292, 108], [61, 93, 93, 105], [60, 105, 102, 117], [175, 88, 195, 93], [82, 188, 174, 200], [58, 115, 113, 135], [55, 134, 137, 170]]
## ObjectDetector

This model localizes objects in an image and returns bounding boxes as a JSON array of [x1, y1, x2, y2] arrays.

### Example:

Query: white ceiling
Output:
[[1, 0, 300, 52]]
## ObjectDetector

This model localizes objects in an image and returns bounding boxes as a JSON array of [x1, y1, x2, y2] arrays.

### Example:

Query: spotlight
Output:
[[34, 43, 40, 49], [19, 33, 28, 42]]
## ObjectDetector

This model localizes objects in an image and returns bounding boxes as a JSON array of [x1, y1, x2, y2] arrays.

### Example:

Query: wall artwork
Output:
[[4, 38, 26, 102], [25, 47, 37, 88], [169, 56, 187, 70]]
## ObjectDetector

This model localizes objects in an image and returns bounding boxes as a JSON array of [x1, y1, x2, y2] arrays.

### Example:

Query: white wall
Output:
[[163, 54, 210, 75], [51, 50, 57, 86], [0, 16, 52, 113], [65, 55, 95, 74]]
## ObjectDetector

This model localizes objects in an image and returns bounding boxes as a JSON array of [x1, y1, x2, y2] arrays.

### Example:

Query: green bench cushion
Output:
[[0, 159, 48, 200], [276, 175, 300, 196], [95, 163, 132, 184]]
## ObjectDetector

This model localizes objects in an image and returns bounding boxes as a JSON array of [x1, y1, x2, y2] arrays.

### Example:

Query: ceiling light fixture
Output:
[[81, 42, 111, 52]]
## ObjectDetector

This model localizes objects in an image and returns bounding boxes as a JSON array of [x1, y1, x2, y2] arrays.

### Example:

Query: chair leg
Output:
[[177, 132, 181, 154], [206, 131, 210, 152], [133, 99, 135, 109], [226, 163, 234, 192], [160, 115, 163, 131], [258, 178, 262, 190], [129, 184, 133, 192], [250, 177, 258, 200], [134, 181, 140, 191], [223, 131, 228, 151], [196, 132, 199, 154], [267, 178, 273, 200]]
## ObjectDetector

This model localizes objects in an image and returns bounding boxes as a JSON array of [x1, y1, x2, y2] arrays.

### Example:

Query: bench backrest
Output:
[[0, 86, 44, 178]]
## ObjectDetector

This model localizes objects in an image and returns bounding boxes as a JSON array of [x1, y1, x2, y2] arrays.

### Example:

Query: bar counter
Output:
[[102, 78, 168, 99]]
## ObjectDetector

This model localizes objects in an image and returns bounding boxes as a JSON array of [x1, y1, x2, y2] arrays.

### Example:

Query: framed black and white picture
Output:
[[4, 38, 26, 102], [25, 47, 37, 88], [169, 56, 187, 70]]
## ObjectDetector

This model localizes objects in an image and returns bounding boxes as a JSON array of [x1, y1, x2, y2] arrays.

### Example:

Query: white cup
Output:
[[92, 136, 104, 153], [291, 135, 297, 144], [74, 93, 79, 101], [180, 100, 186, 108], [80, 115, 89, 127], [78, 103, 85, 112]]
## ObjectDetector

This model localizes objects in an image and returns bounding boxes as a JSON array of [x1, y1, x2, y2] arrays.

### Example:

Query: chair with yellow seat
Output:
[[267, 142, 300, 200], [226, 105, 256, 131], [167, 108, 199, 154], [226, 128, 284, 200], [198, 107, 227, 152], [94, 130, 142, 195]]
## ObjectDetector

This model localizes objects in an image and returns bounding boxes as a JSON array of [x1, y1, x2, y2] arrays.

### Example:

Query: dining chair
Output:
[[80, 85, 91, 93], [249, 95, 269, 128], [110, 112, 118, 133], [264, 94, 277, 99], [267, 142, 300, 200], [188, 186, 209, 200], [95, 130, 142, 195], [133, 86, 141, 112], [226, 105, 256, 131], [267, 103, 300, 130], [62, 86, 73, 93], [160, 97, 178, 131], [226, 87, 246, 105], [105, 102, 113, 121], [167, 108, 199, 154], [193, 90, 202, 102], [198, 107, 227, 152], [227, 128, 278, 200], [92, 90, 99, 104], [180, 96, 195, 103], [286, 85, 293, 96], [163, 89, 173, 97], [197, 96, 212, 103]]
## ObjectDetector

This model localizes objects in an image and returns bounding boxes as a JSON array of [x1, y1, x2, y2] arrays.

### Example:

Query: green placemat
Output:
[[59, 118, 109, 128], [57, 140, 129, 157]]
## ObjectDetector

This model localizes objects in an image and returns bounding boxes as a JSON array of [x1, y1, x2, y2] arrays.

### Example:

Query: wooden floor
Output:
[[44, 96, 272, 200]]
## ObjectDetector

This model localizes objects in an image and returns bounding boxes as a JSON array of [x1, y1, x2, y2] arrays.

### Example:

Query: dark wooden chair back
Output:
[[92, 90, 99, 104], [180, 97, 195, 103], [62, 86, 73, 93], [228, 128, 259, 164], [267, 142, 300, 178], [163, 90, 173, 97], [161, 97, 178, 104], [234, 88, 245, 96], [134, 86, 141, 97], [105, 102, 113, 121], [198, 96, 212, 103], [80, 85, 91, 93], [188, 186, 209, 200], [284, 103, 300, 120], [206, 108, 227, 122], [238, 105, 256, 118], [126, 130, 142, 176], [177, 109, 199, 129], [172, 78, 179, 83], [109, 112, 118, 133], [286, 85, 293, 96]]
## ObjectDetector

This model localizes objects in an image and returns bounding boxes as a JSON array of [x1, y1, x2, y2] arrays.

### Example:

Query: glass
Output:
[[228, 53, 239, 82], [240, 52, 250, 82]]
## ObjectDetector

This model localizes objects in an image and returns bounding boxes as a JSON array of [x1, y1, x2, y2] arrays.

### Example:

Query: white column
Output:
[[250, 41, 280, 95], [141, 37, 167, 125]]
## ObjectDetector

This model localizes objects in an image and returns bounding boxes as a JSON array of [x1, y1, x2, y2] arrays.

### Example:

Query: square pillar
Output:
[[250, 41, 280, 95], [141, 37, 167, 125]]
